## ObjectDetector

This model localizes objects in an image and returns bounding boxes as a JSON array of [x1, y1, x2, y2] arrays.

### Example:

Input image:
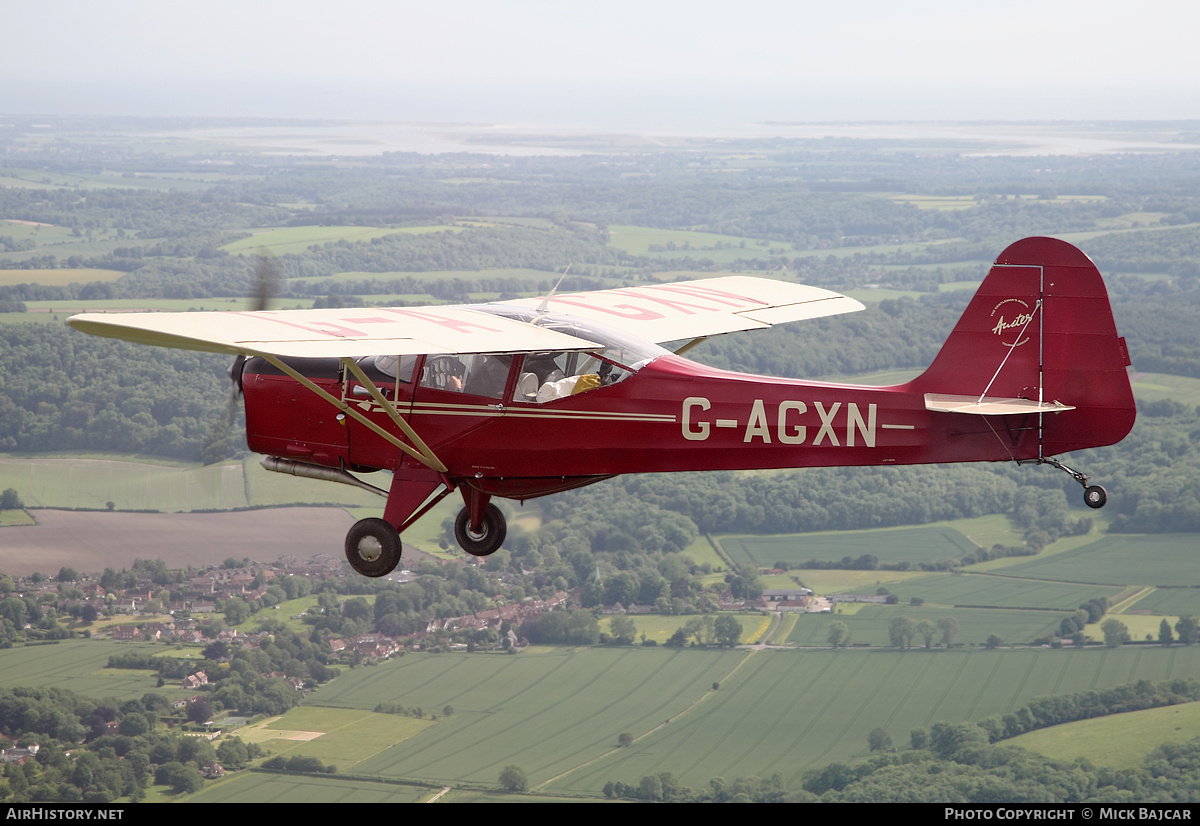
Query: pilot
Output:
[[421, 356, 466, 392], [463, 354, 511, 399]]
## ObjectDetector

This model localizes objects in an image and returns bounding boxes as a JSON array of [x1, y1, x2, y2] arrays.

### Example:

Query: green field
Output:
[[222, 225, 460, 256], [187, 772, 433, 803], [0, 267, 126, 287], [290, 267, 556, 288], [239, 705, 435, 771], [314, 646, 738, 788], [1002, 535, 1200, 586], [788, 604, 1068, 648], [1119, 586, 1200, 618], [873, 572, 1125, 611], [24, 297, 294, 314], [605, 225, 785, 259], [0, 453, 382, 511], [1007, 700, 1200, 770], [599, 613, 772, 645], [0, 640, 189, 698], [1130, 372, 1200, 406], [0, 167, 220, 192], [720, 525, 980, 569], [289, 645, 1200, 794]]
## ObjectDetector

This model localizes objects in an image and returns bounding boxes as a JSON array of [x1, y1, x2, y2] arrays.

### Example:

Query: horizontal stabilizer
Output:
[[924, 393, 1076, 416]]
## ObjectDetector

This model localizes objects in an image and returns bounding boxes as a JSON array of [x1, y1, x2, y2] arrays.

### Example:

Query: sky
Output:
[[4, 0, 1199, 126]]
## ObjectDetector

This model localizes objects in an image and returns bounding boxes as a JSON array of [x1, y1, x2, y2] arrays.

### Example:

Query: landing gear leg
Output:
[[1039, 457, 1107, 509], [344, 518, 402, 577]]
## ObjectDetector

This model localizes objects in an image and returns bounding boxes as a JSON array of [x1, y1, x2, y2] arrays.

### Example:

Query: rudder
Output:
[[912, 236, 1135, 456]]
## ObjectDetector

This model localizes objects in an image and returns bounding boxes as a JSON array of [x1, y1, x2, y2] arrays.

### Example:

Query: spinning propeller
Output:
[[200, 253, 281, 464]]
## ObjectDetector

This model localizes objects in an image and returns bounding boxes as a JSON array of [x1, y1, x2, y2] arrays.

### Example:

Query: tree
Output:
[[223, 597, 251, 626], [1101, 618, 1131, 648], [167, 763, 203, 795], [186, 698, 212, 725], [868, 728, 892, 752], [938, 616, 959, 648], [889, 616, 916, 649], [916, 619, 937, 648], [609, 616, 637, 645], [1160, 618, 1175, 647], [618, 732, 633, 748], [827, 620, 850, 649], [498, 764, 528, 792], [0, 488, 22, 510], [1176, 616, 1198, 646], [713, 615, 742, 647], [985, 634, 1004, 649]]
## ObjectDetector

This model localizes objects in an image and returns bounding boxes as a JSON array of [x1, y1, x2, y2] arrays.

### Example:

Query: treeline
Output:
[[0, 187, 290, 235], [0, 685, 261, 801], [972, 678, 1200, 743], [801, 732, 1200, 802], [798, 678, 1200, 802], [0, 324, 230, 460]]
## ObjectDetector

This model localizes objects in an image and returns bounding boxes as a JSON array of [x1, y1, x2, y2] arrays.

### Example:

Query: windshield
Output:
[[472, 305, 670, 369], [472, 305, 670, 403]]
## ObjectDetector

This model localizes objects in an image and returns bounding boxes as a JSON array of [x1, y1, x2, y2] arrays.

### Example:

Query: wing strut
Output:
[[340, 357, 447, 472], [255, 353, 447, 473]]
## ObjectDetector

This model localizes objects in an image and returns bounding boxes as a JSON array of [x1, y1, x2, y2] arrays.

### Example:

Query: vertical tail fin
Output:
[[912, 237, 1135, 456]]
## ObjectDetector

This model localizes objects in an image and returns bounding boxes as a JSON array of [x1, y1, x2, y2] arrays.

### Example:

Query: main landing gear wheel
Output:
[[344, 518, 402, 577], [455, 503, 506, 557], [1084, 485, 1108, 509]]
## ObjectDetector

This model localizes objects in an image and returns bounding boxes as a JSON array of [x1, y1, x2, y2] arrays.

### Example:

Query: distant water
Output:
[[150, 120, 1200, 158]]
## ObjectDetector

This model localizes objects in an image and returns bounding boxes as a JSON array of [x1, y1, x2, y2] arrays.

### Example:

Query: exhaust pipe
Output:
[[260, 457, 388, 498]]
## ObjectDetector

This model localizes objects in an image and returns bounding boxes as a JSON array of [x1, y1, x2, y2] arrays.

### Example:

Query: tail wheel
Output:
[[1084, 485, 1107, 509], [454, 504, 506, 557], [345, 518, 402, 577]]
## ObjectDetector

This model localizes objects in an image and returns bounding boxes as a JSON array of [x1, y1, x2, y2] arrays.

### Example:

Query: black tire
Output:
[[1084, 485, 1107, 509], [454, 504, 506, 557], [344, 518, 402, 577]]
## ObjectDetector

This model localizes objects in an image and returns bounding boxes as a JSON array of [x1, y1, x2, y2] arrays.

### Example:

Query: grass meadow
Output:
[[291, 645, 1200, 794], [221, 225, 460, 256], [0, 453, 382, 511], [1125, 587, 1200, 617], [236, 705, 436, 772], [0, 640, 188, 698], [871, 573, 1127, 611], [187, 772, 434, 804], [599, 613, 773, 645], [0, 267, 125, 287], [1003, 535, 1200, 587], [787, 604, 1069, 648], [1130, 372, 1200, 407], [1007, 700, 1200, 770], [720, 525, 980, 570]]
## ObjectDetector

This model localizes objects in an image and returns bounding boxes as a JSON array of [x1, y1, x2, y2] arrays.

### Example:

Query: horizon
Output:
[[5, 1, 1199, 126]]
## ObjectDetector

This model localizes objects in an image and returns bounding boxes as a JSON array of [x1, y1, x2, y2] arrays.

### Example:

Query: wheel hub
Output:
[[355, 536, 383, 562]]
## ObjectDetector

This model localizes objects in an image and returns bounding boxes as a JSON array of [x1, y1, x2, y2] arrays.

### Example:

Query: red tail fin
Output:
[[912, 237, 1135, 456]]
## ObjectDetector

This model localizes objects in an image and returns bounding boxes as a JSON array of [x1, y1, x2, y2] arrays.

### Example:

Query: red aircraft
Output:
[[69, 236, 1136, 577]]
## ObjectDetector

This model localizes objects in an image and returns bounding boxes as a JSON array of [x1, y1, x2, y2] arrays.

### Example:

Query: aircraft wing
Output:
[[67, 276, 862, 358], [67, 306, 600, 358], [500, 276, 864, 343]]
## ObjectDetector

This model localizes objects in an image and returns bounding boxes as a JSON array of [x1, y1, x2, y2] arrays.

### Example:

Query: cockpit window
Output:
[[372, 354, 417, 383], [419, 353, 511, 400], [469, 305, 669, 404]]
